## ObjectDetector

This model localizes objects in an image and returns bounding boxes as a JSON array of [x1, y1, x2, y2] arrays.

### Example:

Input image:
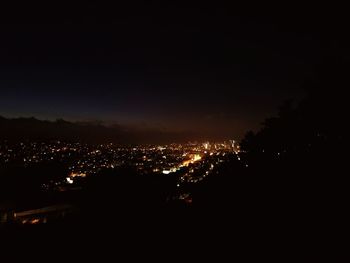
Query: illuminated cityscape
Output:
[[0, 140, 239, 176], [0, 140, 243, 224], [0, 140, 239, 179]]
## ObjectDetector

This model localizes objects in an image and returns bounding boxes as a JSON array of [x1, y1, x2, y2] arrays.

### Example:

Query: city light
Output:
[[66, 177, 74, 184], [0, 140, 238, 190]]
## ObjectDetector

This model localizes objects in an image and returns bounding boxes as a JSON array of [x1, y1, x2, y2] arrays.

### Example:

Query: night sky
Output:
[[0, 3, 346, 140]]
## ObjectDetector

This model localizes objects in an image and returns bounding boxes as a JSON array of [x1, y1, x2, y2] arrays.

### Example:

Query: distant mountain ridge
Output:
[[0, 116, 200, 144]]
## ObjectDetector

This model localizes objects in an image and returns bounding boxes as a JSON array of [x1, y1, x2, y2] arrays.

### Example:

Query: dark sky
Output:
[[0, 2, 347, 140]]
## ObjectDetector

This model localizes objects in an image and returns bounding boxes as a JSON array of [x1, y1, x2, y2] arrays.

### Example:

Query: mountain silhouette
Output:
[[0, 116, 200, 144]]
